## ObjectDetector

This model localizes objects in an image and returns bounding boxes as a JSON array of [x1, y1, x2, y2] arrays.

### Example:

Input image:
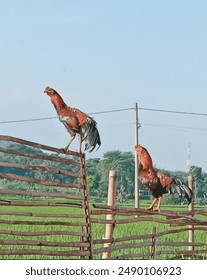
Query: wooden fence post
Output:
[[188, 175, 195, 259], [102, 170, 117, 259], [150, 226, 156, 259]]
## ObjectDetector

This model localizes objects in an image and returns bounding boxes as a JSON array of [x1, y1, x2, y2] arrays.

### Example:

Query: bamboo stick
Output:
[[155, 227, 207, 237], [90, 218, 115, 224], [0, 239, 90, 248], [0, 173, 83, 189], [0, 249, 90, 257], [0, 210, 86, 219], [91, 209, 114, 215], [94, 235, 151, 244], [0, 230, 89, 237], [96, 241, 153, 254], [0, 200, 83, 208], [0, 147, 81, 167], [0, 219, 87, 227], [0, 162, 82, 178], [110, 252, 151, 259], [154, 249, 207, 257], [170, 220, 207, 226], [79, 152, 93, 260], [150, 227, 156, 259], [0, 189, 83, 200], [93, 204, 193, 217], [102, 170, 117, 259], [0, 135, 80, 157], [92, 217, 186, 225], [155, 241, 206, 247], [91, 208, 207, 217]]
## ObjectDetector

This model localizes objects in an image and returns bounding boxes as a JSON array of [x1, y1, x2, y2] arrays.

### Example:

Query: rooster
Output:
[[135, 144, 192, 212], [44, 86, 101, 153]]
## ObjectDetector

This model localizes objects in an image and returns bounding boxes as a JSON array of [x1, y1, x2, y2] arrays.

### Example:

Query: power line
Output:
[[139, 107, 207, 117], [0, 116, 58, 124], [0, 106, 207, 125], [142, 121, 207, 135], [0, 107, 134, 124], [90, 107, 134, 114]]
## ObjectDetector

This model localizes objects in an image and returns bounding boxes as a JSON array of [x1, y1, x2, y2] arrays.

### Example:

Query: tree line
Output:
[[0, 143, 207, 205]]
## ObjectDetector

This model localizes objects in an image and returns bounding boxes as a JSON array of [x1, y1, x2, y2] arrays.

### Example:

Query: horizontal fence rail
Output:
[[0, 135, 80, 157], [0, 162, 83, 178], [0, 147, 82, 167], [0, 230, 89, 238]]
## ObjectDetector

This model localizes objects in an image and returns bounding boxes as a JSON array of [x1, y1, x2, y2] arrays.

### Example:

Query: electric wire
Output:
[[0, 106, 207, 125]]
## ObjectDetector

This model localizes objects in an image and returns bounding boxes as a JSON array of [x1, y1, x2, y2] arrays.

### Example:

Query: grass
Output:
[[0, 202, 87, 259], [0, 200, 206, 260]]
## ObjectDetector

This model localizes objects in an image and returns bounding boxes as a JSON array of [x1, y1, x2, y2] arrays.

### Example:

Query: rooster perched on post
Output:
[[135, 144, 192, 212], [44, 86, 101, 153]]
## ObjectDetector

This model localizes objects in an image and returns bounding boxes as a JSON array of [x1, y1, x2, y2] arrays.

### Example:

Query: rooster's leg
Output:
[[147, 198, 158, 211], [64, 135, 76, 152], [153, 196, 163, 212], [78, 134, 83, 153]]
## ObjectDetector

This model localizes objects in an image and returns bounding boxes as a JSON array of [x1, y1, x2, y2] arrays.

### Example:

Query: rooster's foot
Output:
[[62, 147, 69, 153], [153, 208, 160, 212]]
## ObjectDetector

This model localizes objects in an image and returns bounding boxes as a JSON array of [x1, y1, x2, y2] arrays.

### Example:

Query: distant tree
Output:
[[189, 165, 207, 204], [87, 175, 99, 196], [86, 158, 102, 197], [93, 151, 135, 200]]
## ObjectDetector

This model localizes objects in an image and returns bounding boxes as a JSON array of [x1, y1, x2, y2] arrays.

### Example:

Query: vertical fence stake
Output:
[[188, 175, 195, 259], [102, 170, 117, 259], [80, 153, 93, 260], [150, 226, 156, 259]]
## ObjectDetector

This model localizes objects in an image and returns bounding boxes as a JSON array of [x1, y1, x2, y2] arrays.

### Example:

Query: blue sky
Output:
[[0, 0, 207, 171]]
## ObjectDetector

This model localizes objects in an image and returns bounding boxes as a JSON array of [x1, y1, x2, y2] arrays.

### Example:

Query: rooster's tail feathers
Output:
[[81, 118, 101, 152], [174, 177, 193, 205]]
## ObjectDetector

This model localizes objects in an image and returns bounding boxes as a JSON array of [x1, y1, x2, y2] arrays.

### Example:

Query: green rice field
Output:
[[0, 201, 206, 260]]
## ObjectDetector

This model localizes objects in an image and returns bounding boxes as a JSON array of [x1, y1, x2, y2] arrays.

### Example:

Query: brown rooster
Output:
[[135, 144, 192, 211], [44, 86, 101, 153]]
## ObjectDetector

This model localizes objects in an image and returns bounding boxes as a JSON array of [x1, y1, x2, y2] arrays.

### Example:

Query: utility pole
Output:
[[134, 102, 139, 208], [187, 143, 191, 172]]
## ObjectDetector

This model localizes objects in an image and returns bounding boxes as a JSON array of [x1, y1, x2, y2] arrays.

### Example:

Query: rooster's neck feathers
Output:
[[50, 92, 67, 111]]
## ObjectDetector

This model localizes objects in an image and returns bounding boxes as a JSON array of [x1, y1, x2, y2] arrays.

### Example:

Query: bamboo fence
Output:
[[91, 205, 207, 259], [0, 135, 207, 260], [0, 135, 93, 259], [91, 172, 207, 260]]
